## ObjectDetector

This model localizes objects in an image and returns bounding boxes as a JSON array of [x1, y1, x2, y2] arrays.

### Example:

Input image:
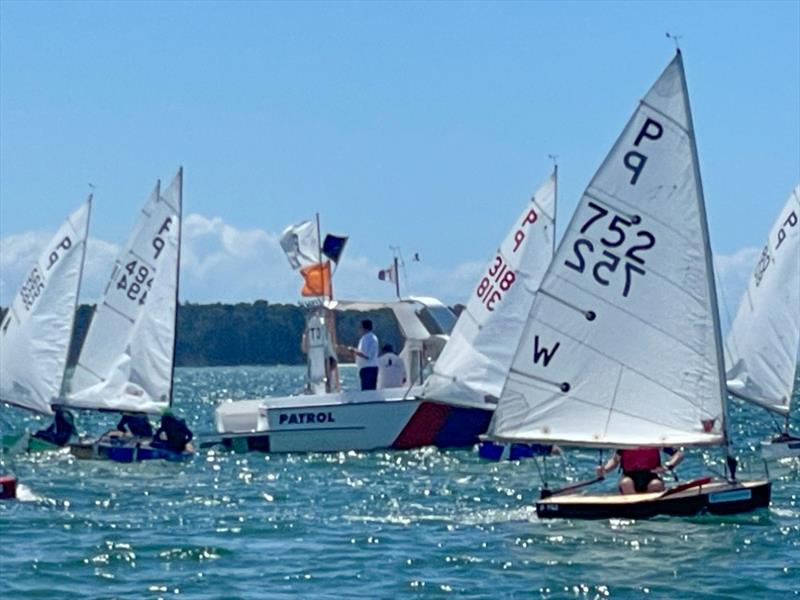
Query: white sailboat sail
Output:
[[725, 185, 800, 415], [0, 199, 91, 415], [492, 52, 728, 448], [66, 170, 182, 414], [421, 172, 556, 408]]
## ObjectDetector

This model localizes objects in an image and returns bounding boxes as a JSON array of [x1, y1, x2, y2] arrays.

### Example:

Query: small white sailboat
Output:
[[1, 199, 92, 416], [64, 169, 187, 462], [422, 170, 557, 409], [420, 170, 557, 459], [1, 199, 91, 498], [725, 185, 800, 459], [489, 51, 770, 519]]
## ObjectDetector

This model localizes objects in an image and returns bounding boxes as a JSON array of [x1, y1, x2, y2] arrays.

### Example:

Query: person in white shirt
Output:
[[378, 344, 406, 389], [349, 319, 379, 390]]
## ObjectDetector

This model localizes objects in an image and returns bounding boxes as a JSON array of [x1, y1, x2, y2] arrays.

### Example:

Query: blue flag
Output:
[[322, 234, 348, 263]]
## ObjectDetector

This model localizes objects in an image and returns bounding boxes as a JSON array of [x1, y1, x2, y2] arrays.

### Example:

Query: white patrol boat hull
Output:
[[213, 386, 493, 453]]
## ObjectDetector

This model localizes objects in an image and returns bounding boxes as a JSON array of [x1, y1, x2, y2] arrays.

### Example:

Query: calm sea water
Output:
[[1, 365, 798, 599]]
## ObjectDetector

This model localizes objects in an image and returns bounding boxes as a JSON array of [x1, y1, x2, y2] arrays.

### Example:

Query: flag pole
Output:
[[393, 255, 400, 299]]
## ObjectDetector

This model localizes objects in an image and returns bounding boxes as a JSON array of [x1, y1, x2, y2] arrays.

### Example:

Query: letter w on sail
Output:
[[533, 335, 559, 367]]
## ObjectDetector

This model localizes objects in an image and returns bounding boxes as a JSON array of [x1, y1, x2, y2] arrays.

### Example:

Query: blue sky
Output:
[[1, 1, 798, 308]]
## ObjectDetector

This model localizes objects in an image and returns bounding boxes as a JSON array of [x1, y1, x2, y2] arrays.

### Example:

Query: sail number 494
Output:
[[564, 201, 656, 298], [116, 261, 154, 305]]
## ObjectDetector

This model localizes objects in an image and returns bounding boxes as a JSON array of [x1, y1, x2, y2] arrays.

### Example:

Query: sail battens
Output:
[[515, 314, 714, 416], [101, 301, 137, 324], [127, 249, 159, 272], [491, 53, 727, 448], [67, 172, 182, 414], [639, 99, 690, 133], [545, 272, 711, 360]]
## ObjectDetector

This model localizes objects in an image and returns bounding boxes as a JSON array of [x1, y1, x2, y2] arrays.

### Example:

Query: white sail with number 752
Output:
[[422, 171, 556, 409], [492, 51, 729, 449], [65, 170, 182, 415]]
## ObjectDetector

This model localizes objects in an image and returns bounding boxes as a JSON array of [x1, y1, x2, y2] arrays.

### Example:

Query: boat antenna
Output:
[[389, 245, 405, 299], [665, 32, 682, 51]]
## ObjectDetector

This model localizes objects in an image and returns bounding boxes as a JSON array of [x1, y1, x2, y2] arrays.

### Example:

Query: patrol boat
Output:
[[724, 185, 799, 459], [213, 169, 559, 454], [1, 198, 92, 455], [488, 50, 770, 519], [213, 296, 497, 453], [64, 169, 192, 463]]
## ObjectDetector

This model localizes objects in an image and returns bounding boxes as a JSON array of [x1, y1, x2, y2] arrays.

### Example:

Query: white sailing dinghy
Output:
[[420, 170, 556, 459], [489, 51, 770, 519], [1, 199, 92, 455], [64, 169, 185, 462], [725, 185, 800, 459]]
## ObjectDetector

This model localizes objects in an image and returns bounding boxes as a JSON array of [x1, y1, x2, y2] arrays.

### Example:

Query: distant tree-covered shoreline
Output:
[[2, 300, 463, 368]]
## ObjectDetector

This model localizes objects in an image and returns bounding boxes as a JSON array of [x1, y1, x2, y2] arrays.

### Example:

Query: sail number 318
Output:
[[475, 207, 538, 311]]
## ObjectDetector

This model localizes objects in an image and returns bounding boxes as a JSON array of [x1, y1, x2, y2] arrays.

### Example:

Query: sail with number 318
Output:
[[490, 51, 770, 519], [421, 171, 556, 409]]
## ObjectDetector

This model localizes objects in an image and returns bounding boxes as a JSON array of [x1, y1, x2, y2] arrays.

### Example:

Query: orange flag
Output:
[[300, 261, 332, 297]]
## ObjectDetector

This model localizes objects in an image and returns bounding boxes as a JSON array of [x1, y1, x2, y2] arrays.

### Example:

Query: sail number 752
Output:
[[564, 201, 656, 297]]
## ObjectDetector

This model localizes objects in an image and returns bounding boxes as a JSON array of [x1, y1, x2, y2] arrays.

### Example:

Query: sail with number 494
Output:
[[65, 170, 182, 415]]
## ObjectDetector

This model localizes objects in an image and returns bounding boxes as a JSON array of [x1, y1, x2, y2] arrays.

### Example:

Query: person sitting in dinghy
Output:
[[32, 406, 76, 447], [596, 447, 684, 494], [113, 413, 154, 440], [151, 409, 193, 454]]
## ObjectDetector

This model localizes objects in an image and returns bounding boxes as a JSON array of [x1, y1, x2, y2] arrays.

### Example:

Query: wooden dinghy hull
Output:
[[536, 479, 771, 520], [69, 441, 192, 463]]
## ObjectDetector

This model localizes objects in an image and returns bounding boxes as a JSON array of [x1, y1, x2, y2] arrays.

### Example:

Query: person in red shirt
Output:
[[596, 447, 684, 494]]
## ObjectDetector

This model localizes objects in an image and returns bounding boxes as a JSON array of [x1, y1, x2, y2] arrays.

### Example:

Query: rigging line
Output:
[[713, 257, 736, 355], [602, 365, 626, 439], [639, 99, 690, 135], [127, 249, 159, 272], [583, 184, 700, 249], [546, 271, 711, 359], [73, 361, 107, 383], [536, 288, 595, 321], [583, 191, 641, 224], [507, 368, 570, 392], [505, 368, 719, 437], [101, 301, 136, 324]]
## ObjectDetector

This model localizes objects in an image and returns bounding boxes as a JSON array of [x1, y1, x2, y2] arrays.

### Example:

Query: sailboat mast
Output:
[[169, 169, 182, 407], [57, 194, 93, 401], [552, 162, 558, 254], [677, 51, 733, 466]]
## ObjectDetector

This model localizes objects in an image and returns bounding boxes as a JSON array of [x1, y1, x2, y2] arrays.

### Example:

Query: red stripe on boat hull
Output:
[[392, 402, 451, 449]]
